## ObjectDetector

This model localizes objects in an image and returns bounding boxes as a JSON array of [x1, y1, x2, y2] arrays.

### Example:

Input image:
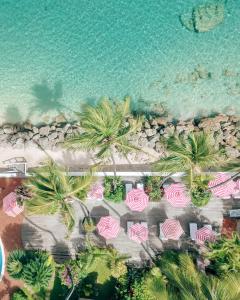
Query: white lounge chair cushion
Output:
[[125, 183, 133, 194], [190, 223, 197, 241], [159, 223, 168, 240]]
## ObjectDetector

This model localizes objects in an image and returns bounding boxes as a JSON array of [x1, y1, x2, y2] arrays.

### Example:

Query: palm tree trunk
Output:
[[110, 150, 117, 178], [71, 196, 90, 217]]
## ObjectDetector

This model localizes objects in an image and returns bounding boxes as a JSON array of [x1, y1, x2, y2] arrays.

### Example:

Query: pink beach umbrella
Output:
[[196, 226, 216, 245], [125, 188, 149, 212], [129, 223, 148, 244], [208, 173, 238, 199], [88, 183, 104, 200], [161, 219, 184, 240], [97, 216, 120, 239], [164, 183, 191, 208], [3, 192, 23, 217]]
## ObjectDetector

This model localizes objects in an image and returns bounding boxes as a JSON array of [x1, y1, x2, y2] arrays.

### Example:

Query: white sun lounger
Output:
[[159, 223, 168, 240], [190, 223, 198, 241], [140, 221, 148, 228], [204, 224, 212, 230], [136, 183, 144, 190], [127, 221, 134, 234], [125, 183, 133, 194]]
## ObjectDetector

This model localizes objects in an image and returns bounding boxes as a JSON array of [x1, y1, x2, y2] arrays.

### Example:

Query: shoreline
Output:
[[0, 113, 239, 170]]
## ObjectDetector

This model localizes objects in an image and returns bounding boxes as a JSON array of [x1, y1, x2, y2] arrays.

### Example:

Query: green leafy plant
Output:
[[144, 176, 163, 201], [205, 233, 240, 276], [190, 175, 212, 207], [7, 249, 26, 279], [11, 289, 28, 300], [104, 176, 124, 202]]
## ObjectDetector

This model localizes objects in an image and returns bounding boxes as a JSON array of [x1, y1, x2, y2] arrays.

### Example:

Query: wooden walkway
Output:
[[21, 186, 238, 262]]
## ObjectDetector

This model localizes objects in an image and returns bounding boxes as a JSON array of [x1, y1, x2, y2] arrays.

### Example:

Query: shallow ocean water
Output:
[[0, 0, 240, 123]]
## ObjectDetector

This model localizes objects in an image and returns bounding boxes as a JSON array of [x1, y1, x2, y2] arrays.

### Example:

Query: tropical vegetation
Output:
[[65, 97, 142, 179], [103, 176, 124, 202], [7, 249, 54, 298], [144, 176, 163, 201], [205, 233, 240, 276], [154, 132, 226, 188], [190, 174, 212, 207], [24, 160, 94, 233]]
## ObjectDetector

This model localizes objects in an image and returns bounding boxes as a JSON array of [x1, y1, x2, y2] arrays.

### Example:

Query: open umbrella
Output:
[[97, 216, 120, 239], [208, 173, 238, 199], [129, 223, 148, 244], [196, 226, 216, 245], [3, 192, 23, 217], [125, 188, 149, 212], [88, 183, 104, 200], [164, 183, 191, 208], [161, 219, 184, 240]]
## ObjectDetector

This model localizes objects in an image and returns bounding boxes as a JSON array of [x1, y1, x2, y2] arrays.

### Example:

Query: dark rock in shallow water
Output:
[[180, 1, 225, 33]]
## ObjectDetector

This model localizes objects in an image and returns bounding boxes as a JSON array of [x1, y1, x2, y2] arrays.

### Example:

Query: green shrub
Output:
[[191, 174, 212, 207], [7, 250, 26, 279], [191, 187, 211, 207], [11, 289, 28, 300], [103, 176, 124, 202], [144, 176, 163, 202]]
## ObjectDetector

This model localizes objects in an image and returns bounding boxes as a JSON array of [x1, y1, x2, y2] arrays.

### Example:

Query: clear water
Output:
[[0, 0, 240, 123], [0, 239, 4, 280]]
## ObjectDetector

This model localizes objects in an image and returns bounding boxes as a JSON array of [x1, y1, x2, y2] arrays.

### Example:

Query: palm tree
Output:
[[25, 160, 94, 233], [154, 132, 226, 187], [65, 97, 142, 179], [160, 253, 240, 300]]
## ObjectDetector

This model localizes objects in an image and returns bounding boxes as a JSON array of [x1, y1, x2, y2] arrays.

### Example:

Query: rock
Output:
[[180, 2, 225, 33], [3, 125, 15, 134], [138, 137, 148, 148], [32, 127, 39, 134], [23, 122, 32, 130], [57, 133, 65, 143], [155, 141, 165, 154], [14, 138, 25, 149], [39, 126, 50, 136], [32, 134, 40, 141], [225, 146, 240, 159], [145, 128, 157, 137], [164, 125, 175, 136], [55, 114, 66, 124], [39, 137, 49, 148], [144, 121, 151, 129], [48, 132, 58, 140], [224, 135, 238, 147]]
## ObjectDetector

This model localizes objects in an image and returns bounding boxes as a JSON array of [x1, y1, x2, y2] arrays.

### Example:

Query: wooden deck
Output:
[[21, 181, 239, 262]]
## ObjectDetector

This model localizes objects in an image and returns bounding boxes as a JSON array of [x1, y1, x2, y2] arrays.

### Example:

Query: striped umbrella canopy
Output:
[[129, 223, 148, 244], [208, 173, 238, 199], [125, 188, 149, 212], [97, 216, 120, 239], [161, 219, 184, 240], [88, 183, 104, 200], [164, 183, 191, 208], [196, 226, 216, 245], [3, 192, 23, 217]]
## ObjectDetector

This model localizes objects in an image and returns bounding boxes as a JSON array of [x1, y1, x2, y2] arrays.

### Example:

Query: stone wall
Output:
[[0, 114, 240, 159]]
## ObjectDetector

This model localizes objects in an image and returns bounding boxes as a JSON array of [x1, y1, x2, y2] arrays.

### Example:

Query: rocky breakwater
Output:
[[0, 114, 239, 160], [130, 114, 240, 159], [0, 115, 81, 150]]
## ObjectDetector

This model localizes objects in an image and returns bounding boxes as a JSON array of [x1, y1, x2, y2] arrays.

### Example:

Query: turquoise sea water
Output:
[[0, 0, 240, 123]]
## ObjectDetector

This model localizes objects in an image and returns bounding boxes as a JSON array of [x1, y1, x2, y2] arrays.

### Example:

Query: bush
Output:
[[103, 176, 124, 202], [191, 187, 211, 207], [11, 289, 28, 300], [7, 250, 54, 292], [191, 175, 211, 207], [144, 176, 163, 202]]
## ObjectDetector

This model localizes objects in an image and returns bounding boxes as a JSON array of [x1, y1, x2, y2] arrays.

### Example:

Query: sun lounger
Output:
[[159, 223, 168, 240], [229, 209, 240, 218], [140, 221, 148, 228], [190, 223, 197, 241], [125, 183, 133, 194], [136, 183, 144, 190], [204, 224, 212, 230], [127, 221, 134, 234]]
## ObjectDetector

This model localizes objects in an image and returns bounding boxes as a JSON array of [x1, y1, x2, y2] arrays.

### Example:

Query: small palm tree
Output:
[[25, 160, 94, 233], [65, 97, 142, 179], [154, 132, 226, 187], [7, 249, 26, 279]]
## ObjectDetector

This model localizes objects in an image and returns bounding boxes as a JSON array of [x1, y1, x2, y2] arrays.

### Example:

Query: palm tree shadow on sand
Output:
[[28, 80, 72, 120]]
